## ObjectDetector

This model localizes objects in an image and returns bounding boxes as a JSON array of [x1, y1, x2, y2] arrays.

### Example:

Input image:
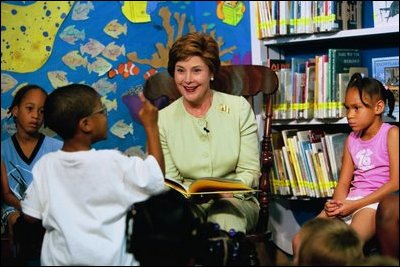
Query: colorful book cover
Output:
[[329, 49, 361, 118], [372, 56, 399, 121], [372, 1, 399, 28], [266, 59, 291, 72]]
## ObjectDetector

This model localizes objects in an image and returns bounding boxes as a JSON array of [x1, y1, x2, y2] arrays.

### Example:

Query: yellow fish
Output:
[[1, 1, 74, 73]]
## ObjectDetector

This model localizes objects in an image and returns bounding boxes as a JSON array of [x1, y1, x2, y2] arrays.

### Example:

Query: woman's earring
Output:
[[210, 77, 214, 81]]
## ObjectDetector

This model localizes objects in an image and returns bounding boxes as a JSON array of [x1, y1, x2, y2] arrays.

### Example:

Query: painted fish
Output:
[[59, 25, 85, 45], [92, 77, 117, 96], [80, 38, 105, 58], [87, 57, 112, 76], [1, 108, 11, 120], [143, 68, 158, 80], [101, 42, 126, 61], [110, 119, 133, 139], [1, 73, 18, 93], [108, 61, 139, 79], [62, 50, 88, 70], [101, 95, 118, 111], [11, 82, 28, 97], [72, 1, 95, 21], [103, 19, 127, 39], [47, 71, 70, 89]]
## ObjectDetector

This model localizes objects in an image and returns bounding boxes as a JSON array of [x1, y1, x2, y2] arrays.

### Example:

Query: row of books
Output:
[[269, 129, 348, 198], [267, 48, 364, 120], [256, 1, 363, 39]]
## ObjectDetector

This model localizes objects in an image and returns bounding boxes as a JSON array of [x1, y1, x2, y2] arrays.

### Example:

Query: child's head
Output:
[[44, 84, 107, 142], [9, 84, 48, 135], [345, 73, 386, 132], [297, 218, 363, 266]]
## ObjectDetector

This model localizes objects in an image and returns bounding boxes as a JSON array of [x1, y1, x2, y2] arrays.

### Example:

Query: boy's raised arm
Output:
[[137, 92, 165, 176]]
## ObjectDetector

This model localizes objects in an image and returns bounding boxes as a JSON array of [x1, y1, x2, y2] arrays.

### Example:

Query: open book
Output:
[[165, 177, 258, 198]]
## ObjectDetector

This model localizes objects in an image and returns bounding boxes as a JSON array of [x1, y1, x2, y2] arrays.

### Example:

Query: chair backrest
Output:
[[144, 64, 279, 235]]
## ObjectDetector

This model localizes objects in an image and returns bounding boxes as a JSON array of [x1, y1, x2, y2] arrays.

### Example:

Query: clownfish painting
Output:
[[143, 68, 158, 80], [108, 61, 139, 79]]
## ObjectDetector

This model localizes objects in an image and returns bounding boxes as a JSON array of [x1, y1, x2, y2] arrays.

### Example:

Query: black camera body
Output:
[[126, 190, 258, 266]]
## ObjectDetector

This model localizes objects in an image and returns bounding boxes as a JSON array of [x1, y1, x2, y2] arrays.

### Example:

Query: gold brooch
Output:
[[219, 104, 230, 113]]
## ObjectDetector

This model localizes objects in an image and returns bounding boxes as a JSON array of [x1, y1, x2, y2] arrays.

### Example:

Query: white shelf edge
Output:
[[273, 117, 348, 125], [272, 115, 398, 126], [263, 25, 399, 46]]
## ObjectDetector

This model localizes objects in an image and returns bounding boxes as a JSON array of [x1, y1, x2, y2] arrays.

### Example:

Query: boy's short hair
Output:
[[44, 84, 100, 140]]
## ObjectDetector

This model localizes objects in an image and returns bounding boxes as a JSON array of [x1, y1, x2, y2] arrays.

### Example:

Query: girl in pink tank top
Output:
[[292, 73, 399, 260], [321, 73, 399, 244]]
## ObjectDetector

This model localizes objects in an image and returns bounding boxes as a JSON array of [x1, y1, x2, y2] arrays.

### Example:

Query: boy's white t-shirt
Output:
[[21, 149, 165, 266]]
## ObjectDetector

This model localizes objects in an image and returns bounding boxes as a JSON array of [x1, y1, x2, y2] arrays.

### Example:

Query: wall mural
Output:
[[1, 1, 252, 155]]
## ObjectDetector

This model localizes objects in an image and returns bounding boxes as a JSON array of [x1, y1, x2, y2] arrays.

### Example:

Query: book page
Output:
[[165, 177, 191, 196], [189, 178, 255, 194], [164, 177, 257, 197]]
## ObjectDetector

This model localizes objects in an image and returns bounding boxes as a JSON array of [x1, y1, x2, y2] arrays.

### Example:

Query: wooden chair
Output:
[[143, 65, 279, 241]]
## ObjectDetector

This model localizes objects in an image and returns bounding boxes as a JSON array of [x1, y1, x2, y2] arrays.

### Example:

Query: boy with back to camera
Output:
[[20, 84, 165, 266]]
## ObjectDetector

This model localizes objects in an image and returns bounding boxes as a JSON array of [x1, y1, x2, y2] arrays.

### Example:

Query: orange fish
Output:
[[108, 61, 139, 79], [143, 68, 158, 80]]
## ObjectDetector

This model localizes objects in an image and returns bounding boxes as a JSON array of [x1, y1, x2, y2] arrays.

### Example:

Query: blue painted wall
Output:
[[1, 1, 252, 155]]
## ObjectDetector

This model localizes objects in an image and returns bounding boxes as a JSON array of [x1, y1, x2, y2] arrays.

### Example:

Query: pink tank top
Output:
[[347, 123, 393, 197]]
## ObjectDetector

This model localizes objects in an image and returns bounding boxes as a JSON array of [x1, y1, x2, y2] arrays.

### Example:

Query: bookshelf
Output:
[[251, 1, 399, 197], [262, 25, 399, 46], [250, 1, 399, 255]]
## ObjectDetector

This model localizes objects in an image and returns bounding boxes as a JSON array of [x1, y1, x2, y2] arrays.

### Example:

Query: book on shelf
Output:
[[282, 146, 302, 197], [291, 57, 307, 119], [304, 58, 316, 119], [337, 73, 350, 117], [372, 1, 399, 28], [314, 54, 329, 118], [308, 129, 325, 154], [287, 136, 308, 196], [345, 1, 363, 30], [371, 56, 399, 121], [271, 132, 291, 196], [325, 132, 348, 182], [164, 177, 258, 198], [296, 130, 318, 197], [281, 129, 298, 148], [317, 151, 335, 197], [257, 1, 347, 38], [275, 68, 292, 119], [310, 151, 329, 197], [328, 49, 362, 118], [348, 67, 368, 78], [321, 136, 335, 191], [305, 149, 322, 198], [273, 149, 291, 196], [266, 59, 291, 72]]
